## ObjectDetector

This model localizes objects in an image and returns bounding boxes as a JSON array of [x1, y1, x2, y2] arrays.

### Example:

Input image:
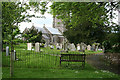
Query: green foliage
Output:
[[51, 2, 120, 53], [22, 28, 43, 43], [51, 2, 109, 45], [102, 31, 120, 53], [2, 2, 48, 44]]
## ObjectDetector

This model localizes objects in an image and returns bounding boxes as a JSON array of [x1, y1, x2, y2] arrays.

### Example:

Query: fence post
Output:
[[10, 41, 14, 77]]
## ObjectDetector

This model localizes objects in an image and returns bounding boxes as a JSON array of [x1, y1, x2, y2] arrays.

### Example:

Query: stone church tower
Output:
[[53, 16, 66, 34], [53, 16, 68, 50]]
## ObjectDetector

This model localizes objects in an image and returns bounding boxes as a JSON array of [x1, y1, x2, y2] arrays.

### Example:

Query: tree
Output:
[[50, 2, 120, 47], [2, 1, 49, 77], [22, 27, 43, 43], [2, 2, 48, 43]]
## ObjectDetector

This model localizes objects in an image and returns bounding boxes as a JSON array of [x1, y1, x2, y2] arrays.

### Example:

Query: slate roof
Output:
[[45, 27, 62, 35], [42, 35, 49, 39], [36, 27, 48, 34]]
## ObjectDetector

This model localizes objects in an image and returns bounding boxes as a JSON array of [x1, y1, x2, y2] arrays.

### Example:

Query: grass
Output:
[[2, 63, 120, 78], [2, 43, 120, 79]]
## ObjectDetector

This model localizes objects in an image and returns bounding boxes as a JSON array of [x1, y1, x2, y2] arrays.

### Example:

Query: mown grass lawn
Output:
[[2, 43, 120, 79], [2, 63, 120, 79]]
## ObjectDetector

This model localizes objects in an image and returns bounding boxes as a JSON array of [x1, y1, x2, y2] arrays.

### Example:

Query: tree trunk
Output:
[[10, 40, 14, 77]]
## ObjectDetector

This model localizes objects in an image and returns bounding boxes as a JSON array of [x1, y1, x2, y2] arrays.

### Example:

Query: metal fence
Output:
[[3, 50, 61, 69], [2, 42, 85, 69]]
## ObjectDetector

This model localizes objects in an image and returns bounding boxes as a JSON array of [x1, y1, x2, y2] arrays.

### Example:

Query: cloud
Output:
[[18, 2, 53, 33]]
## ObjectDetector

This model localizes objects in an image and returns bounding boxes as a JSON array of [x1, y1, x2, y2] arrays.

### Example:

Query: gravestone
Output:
[[50, 45, 54, 49], [44, 43, 47, 47], [87, 45, 91, 50], [27, 43, 32, 50], [81, 45, 85, 51], [13, 50, 16, 61], [92, 45, 95, 51], [59, 43, 63, 49], [6, 46, 9, 56], [35, 43, 40, 52], [95, 45, 98, 51], [77, 44, 80, 51], [80, 43, 86, 51], [64, 43, 68, 51], [56, 43, 61, 50], [70, 43, 76, 51]]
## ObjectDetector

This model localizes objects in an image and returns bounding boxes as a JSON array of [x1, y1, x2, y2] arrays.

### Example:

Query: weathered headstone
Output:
[[35, 43, 40, 52], [92, 45, 95, 51], [6, 46, 9, 56], [44, 43, 47, 47], [80, 42, 86, 51], [59, 43, 63, 49], [77, 44, 80, 51], [13, 50, 16, 61], [70, 43, 76, 51], [87, 45, 91, 50], [56, 43, 61, 50], [50, 45, 54, 49], [95, 45, 98, 51], [27, 43, 32, 50], [81, 45, 85, 51]]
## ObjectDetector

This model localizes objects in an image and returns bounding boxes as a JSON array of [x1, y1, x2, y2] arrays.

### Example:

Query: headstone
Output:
[[56, 45, 61, 50], [102, 46, 105, 52], [27, 43, 32, 50], [35, 43, 40, 52], [87, 45, 91, 50], [77, 44, 80, 51], [40, 43, 42, 46], [44, 43, 47, 47], [32, 49, 34, 51], [80, 42, 86, 51], [70, 43, 76, 51], [64, 43, 68, 51], [50, 45, 54, 49], [6, 46, 9, 56], [59, 43, 63, 49], [98, 48, 102, 51], [95, 46, 98, 51], [56, 43, 59, 49], [81, 45, 85, 51], [92, 45, 95, 51], [13, 50, 16, 61]]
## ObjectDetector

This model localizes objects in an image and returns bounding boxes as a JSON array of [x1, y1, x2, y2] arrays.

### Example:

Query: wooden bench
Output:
[[60, 54, 86, 68]]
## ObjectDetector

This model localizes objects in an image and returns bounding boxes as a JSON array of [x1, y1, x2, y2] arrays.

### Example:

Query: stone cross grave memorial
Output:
[[27, 43, 32, 50], [87, 45, 91, 50], [35, 43, 40, 52], [6, 46, 9, 56]]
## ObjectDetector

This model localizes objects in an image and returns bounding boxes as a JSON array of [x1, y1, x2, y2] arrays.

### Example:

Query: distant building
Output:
[[22, 24, 64, 45], [53, 16, 67, 33], [53, 16, 68, 50]]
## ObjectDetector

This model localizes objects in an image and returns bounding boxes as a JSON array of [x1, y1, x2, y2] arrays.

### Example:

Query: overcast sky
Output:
[[18, 2, 53, 33]]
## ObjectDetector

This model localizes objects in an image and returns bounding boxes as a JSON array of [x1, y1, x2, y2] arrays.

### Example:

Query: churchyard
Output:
[[2, 43, 120, 79]]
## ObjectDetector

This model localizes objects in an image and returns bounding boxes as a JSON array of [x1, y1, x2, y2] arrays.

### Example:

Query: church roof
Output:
[[45, 27, 62, 35], [42, 35, 49, 39], [36, 27, 48, 34]]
